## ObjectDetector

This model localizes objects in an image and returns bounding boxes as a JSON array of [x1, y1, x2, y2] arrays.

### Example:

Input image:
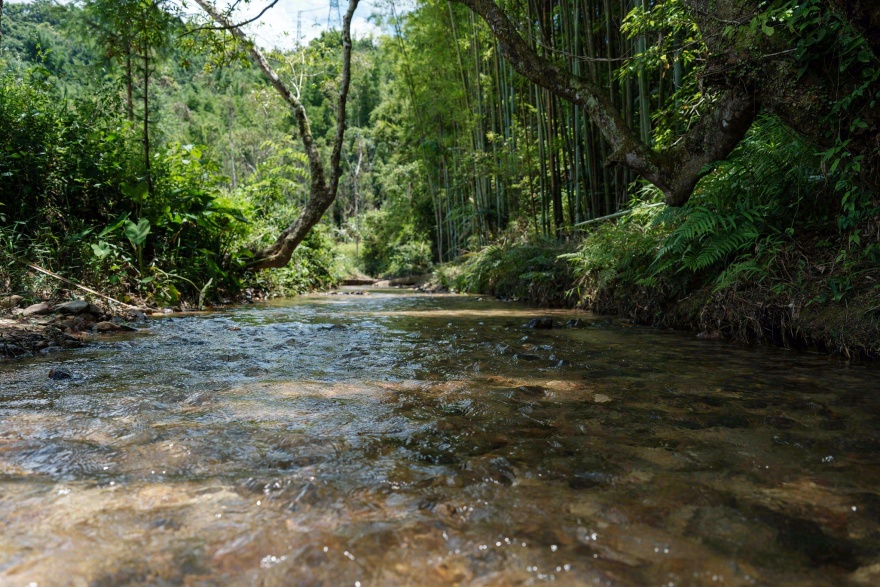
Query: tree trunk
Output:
[[193, 0, 360, 270], [142, 23, 152, 197], [125, 45, 134, 121], [456, 0, 880, 206]]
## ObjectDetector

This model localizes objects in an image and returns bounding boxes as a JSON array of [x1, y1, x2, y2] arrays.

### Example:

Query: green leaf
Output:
[[98, 212, 131, 238], [123, 218, 151, 247], [91, 241, 113, 260], [120, 181, 148, 202]]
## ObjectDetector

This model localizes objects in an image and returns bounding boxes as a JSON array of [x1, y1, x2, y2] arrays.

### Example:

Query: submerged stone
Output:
[[48, 368, 72, 380]]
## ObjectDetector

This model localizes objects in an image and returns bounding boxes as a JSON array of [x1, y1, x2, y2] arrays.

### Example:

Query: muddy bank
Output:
[[587, 280, 880, 359], [442, 263, 880, 359]]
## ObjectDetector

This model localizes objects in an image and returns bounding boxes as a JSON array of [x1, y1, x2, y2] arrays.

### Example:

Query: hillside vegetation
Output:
[[1, 0, 878, 355]]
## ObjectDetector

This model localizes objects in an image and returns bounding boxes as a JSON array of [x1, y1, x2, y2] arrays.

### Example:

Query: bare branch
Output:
[[192, 0, 360, 269], [184, 0, 280, 35]]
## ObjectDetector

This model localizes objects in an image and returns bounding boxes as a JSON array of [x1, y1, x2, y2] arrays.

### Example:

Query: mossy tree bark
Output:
[[457, 0, 880, 206], [193, 0, 360, 270]]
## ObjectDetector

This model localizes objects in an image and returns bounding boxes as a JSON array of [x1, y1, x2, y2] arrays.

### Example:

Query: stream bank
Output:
[[439, 224, 880, 359], [0, 296, 149, 359]]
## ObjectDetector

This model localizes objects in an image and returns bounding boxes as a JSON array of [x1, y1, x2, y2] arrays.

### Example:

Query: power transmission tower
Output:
[[328, 0, 341, 29]]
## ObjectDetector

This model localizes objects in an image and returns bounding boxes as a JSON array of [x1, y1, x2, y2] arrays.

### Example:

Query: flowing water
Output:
[[1, 291, 879, 587]]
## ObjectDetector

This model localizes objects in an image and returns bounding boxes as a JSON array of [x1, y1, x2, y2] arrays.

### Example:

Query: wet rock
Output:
[[56, 300, 91, 315], [22, 302, 53, 317], [95, 321, 123, 333], [463, 456, 516, 486], [569, 470, 615, 489], [122, 309, 148, 322], [565, 318, 586, 328], [765, 415, 801, 430], [74, 313, 97, 331], [39, 346, 65, 355], [697, 330, 722, 339], [525, 317, 555, 329], [291, 482, 322, 507], [48, 367, 72, 380], [852, 563, 880, 585], [515, 385, 546, 397], [0, 295, 24, 309]]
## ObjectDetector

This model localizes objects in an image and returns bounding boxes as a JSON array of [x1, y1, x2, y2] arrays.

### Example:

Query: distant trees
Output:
[[82, 0, 175, 195]]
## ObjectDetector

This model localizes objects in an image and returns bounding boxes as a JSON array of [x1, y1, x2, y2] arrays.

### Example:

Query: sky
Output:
[[176, 0, 386, 48], [10, 0, 399, 49]]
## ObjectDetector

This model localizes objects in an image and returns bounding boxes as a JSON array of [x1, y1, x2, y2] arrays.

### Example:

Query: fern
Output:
[[647, 115, 817, 289]]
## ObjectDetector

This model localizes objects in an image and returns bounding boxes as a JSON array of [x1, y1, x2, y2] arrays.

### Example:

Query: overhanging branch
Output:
[[454, 0, 757, 206], [193, 0, 360, 269]]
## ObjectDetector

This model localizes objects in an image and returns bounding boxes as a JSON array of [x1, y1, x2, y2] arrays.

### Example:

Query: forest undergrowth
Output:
[[449, 117, 880, 358]]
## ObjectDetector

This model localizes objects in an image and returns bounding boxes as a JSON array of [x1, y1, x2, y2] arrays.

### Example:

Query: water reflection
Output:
[[1, 291, 879, 586]]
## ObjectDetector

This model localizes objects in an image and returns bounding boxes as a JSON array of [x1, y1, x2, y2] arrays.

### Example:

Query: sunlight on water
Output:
[[1, 291, 879, 586]]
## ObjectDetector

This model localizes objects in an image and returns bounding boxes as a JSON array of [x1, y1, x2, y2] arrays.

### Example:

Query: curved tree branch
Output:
[[454, 0, 756, 206], [193, 0, 360, 269], [185, 0, 280, 36]]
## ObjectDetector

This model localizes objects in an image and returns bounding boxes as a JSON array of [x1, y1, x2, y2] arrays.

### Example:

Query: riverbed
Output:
[[1, 291, 878, 586]]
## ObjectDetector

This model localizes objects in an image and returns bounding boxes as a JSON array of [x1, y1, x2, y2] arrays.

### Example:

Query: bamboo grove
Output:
[[380, 0, 700, 261]]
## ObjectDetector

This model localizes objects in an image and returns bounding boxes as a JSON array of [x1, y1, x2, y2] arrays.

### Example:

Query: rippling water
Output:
[[1, 291, 879, 586]]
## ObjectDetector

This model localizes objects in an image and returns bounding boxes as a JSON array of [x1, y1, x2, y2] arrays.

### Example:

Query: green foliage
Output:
[[563, 196, 668, 304], [251, 226, 345, 295], [456, 230, 577, 307], [359, 208, 433, 279]]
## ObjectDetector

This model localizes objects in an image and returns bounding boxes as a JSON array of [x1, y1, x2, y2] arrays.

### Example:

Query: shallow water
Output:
[[1, 291, 879, 586]]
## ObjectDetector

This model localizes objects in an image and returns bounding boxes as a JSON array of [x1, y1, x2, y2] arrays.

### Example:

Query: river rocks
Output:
[[56, 299, 91, 314], [94, 320, 139, 333], [48, 367, 72, 380], [0, 295, 24, 309], [22, 302, 53, 317], [2, 296, 147, 358], [525, 317, 555, 329], [852, 563, 880, 585], [95, 321, 123, 332], [121, 309, 148, 322]]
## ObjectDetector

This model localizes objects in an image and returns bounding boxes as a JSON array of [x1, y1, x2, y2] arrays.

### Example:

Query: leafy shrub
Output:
[[250, 225, 344, 295], [457, 230, 577, 307], [360, 208, 433, 278]]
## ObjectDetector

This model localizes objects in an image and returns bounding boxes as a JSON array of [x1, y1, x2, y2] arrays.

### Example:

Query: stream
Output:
[[1, 291, 879, 586]]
